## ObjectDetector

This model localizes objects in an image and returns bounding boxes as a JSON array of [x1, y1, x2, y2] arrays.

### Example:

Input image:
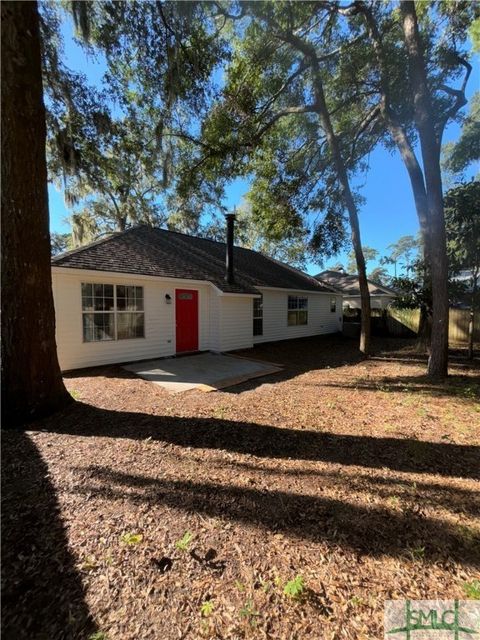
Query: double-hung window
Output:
[[287, 295, 308, 326], [82, 283, 144, 342], [330, 297, 337, 313], [253, 295, 263, 336]]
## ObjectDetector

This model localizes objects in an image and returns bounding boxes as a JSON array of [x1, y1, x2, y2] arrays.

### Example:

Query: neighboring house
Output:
[[315, 269, 397, 311], [52, 220, 343, 371]]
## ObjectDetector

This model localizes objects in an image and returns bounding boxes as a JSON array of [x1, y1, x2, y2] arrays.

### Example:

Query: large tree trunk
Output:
[[1, 1, 71, 425], [401, 2, 449, 378]]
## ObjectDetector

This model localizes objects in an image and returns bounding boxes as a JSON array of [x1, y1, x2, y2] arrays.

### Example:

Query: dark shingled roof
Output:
[[315, 270, 397, 297], [52, 225, 335, 295]]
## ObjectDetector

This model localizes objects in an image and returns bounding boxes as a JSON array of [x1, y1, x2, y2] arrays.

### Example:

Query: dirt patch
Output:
[[2, 336, 479, 639]]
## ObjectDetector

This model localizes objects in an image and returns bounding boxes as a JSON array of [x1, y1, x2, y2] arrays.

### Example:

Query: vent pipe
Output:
[[225, 211, 236, 284]]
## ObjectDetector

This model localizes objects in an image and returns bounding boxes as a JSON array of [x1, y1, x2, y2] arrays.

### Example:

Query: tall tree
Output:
[[356, 0, 474, 377], [186, 1, 377, 353], [41, 1, 227, 243], [1, 0, 71, 424], [382, 235, 419, 278]]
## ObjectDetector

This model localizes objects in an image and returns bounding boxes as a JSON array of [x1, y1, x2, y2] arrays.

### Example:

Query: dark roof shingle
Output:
[[52, 226, 335, 294], [315, 270, 397, 296]]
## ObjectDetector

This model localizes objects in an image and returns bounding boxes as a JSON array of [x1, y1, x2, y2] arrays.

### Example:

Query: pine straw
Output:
[[2, 336, 479, 640]]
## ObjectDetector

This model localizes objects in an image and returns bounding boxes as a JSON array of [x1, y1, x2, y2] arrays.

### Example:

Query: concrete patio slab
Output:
[[123, 352, 282, 393]]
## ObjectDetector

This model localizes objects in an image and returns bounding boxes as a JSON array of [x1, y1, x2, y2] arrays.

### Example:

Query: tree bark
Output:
[[1, 1, 71, 425], [400, 1, 449, 378]]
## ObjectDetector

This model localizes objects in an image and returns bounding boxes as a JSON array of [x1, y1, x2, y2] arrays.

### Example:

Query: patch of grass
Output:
[[406, 544, 425, 562], [175, 530, 194, 551], [239, 599, 260, 626], [283, 575, 306, 600], [349, 596, 365, 607], [462, 579, 480, 600], [70, 389, 81, 400], [200, 600, 214, 617], [120, 532, 143, 546], [88, 633, 107, 640]]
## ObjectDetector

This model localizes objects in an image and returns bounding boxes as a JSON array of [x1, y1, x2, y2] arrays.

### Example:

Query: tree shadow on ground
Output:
[[319, 373, 480, 400], [1, 431, 95, 640], [69, 464, 480, 567], [40, 402, 480, 480]]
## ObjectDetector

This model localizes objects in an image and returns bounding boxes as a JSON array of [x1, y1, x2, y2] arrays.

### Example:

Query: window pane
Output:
[[288, 311, 298, 326], [330, 297, 336, 312], [298, 310, 308, 325], [253, 318, 263, 336], [104, 284, 114, 298], [117, 296, 126, 311], [253, 297, 263, 317], [298, 297, 308, 309], [82, 296, 93, 311], [83, 313, 114, 342], [288, 296, 298, 310], [94, 284, 103, 298], [117, 313, 145, 339], [81, 283, 92, 298], [116, 285, 126, 298]]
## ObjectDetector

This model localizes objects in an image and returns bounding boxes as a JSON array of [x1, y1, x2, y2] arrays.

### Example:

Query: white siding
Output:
[[253, 289, 343, 344], [53, 269, 212, 371], [52, 268, 344, 370], [218, 296, 254, 351]]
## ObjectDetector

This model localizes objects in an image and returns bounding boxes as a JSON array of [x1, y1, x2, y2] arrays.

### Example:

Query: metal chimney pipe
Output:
[[225, 212, 236, 284]]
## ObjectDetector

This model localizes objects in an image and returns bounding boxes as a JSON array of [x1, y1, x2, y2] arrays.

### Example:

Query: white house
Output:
[[52, 221, 343, 371], [315, 269, 397, 312]]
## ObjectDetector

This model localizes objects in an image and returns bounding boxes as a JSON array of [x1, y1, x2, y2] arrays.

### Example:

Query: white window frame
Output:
[[287, 295, 308, 326], [81, 283, 145, 343]]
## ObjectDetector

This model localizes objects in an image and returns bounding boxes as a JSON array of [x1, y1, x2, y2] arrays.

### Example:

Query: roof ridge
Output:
[[51, 225, 139, 262]]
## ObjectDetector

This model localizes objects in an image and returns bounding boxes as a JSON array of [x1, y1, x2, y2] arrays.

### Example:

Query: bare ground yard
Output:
[[2, 336, 480, 640]]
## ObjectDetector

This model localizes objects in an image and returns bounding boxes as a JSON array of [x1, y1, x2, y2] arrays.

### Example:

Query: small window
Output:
[[82, 283, 145, 342], [330, 297, 336, 313], [287, 296, 308, 326], [253, 295, 263, 336]]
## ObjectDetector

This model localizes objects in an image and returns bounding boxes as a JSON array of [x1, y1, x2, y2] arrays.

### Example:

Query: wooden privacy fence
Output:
[[387, 308, 480, 344]]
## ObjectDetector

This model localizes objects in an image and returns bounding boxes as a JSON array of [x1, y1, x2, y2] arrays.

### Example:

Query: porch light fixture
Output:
[[165, 294, 172, 304]]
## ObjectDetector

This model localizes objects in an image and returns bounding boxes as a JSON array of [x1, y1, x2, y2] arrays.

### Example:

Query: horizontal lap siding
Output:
[[52, 270, 211, 370], [253, 289, 342, 344], [219, 296, 254, 351]]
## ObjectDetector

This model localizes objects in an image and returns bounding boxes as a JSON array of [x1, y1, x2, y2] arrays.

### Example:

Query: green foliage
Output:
[[120, 532, 143, 545], [347, 246, 378, 274], [40, 1, 227, 245], [200, 600, 214, 617], [382, 236, 420, 278], [368, 267, 390, 286], [442, 93, 480, 177], [444, 180, 480, 308], [50, 232, 73, 256], [283, 575, 306, 599], [175, 531, 193, 551], [462, 579, 480, 599], [468, 17, 480, 52], [89, 632, 107, 640]]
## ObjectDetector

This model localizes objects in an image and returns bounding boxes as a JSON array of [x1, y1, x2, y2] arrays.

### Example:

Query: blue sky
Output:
[[48, 14, 479, 277]]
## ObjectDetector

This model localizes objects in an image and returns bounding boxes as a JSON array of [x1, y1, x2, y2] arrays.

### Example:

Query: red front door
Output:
[[175, 289, 199, 353]]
